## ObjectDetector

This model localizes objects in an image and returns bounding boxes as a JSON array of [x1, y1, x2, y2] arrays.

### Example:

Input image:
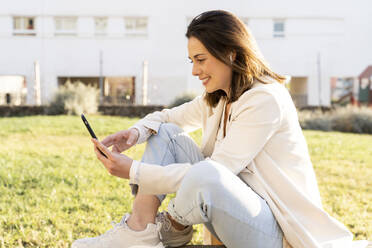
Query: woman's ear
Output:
[[229, 51, 236, 63], [232, 51, 236, 61]]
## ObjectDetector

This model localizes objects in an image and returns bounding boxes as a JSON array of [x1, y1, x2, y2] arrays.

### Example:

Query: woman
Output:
[[72, 10, 366, 248]]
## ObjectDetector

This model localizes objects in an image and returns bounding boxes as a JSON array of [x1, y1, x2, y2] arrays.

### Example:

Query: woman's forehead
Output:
[[188, 37, 208, 57]]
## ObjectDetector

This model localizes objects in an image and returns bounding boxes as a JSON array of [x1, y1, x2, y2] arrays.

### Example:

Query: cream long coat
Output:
[[129, 80, 367, 248]]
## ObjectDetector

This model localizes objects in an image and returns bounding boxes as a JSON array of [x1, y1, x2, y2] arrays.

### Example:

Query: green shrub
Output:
[[299, 106, 372, 134], [47, 81, 99, 115], [331, 107, 372, 134], [168, 92, 197, 108], [301, 117, 332, 131]]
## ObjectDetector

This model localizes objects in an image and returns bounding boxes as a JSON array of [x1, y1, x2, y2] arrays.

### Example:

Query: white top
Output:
[[129, 78, 367, 248]]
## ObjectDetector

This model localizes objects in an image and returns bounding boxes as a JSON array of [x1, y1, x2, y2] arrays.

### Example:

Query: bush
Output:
[[168, 92, 198, 108], [331, 107, 372, 134], [47, 81, 99, 115], [299, 106, 372, 134], [300, 117, 332, 131]]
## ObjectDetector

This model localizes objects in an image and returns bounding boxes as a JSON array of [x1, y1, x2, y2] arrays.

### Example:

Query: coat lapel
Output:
[[201, 99, 225, 157]]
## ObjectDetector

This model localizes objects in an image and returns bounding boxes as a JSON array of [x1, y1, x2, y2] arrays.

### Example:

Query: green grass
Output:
[[0, 115, 371, 247]]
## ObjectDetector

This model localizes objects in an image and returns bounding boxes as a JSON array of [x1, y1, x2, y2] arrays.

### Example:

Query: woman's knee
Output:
[[181, 160, 224, 190], [142, 123, 188, 165], [153, 123, 183, 142]]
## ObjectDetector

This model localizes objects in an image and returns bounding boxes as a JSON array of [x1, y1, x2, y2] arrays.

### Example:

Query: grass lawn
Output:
[[0, 115, 371, 247]]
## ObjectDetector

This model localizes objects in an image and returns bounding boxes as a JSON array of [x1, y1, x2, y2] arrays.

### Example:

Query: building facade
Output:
[[0, 0, 371, 106]]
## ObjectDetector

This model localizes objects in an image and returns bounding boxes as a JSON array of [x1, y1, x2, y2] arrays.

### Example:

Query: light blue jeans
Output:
[[134, 123, 283, 248]]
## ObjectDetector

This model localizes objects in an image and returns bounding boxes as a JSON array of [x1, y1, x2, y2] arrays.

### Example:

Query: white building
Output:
[[0, 0, 371, 107]]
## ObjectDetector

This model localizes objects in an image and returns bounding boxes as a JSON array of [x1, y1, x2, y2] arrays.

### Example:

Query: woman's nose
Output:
[[192, 64, 201, 76]]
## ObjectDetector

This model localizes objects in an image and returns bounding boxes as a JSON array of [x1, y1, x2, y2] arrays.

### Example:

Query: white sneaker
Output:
[[71, 213, 164, 248]]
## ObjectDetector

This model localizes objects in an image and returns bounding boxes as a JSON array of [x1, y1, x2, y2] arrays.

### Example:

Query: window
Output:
[[55, 17, 77, 36], [273, 19, 285, 38], [95, 17, 107, 36], [13, 16, 36, 36], [124, 17, 148, 36]]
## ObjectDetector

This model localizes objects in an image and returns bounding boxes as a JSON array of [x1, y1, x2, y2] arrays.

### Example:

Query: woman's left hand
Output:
[[91, 138, 133, 179]]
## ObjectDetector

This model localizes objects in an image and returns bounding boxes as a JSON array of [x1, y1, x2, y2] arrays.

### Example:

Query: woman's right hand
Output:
[[101, 128, 139, 154]]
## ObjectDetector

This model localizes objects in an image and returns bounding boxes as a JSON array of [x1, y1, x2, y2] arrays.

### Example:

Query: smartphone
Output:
[[81, 114, 107, 158]]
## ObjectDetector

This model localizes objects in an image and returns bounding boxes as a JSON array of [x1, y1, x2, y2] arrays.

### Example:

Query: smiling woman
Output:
[[71, 10, 369, 248]]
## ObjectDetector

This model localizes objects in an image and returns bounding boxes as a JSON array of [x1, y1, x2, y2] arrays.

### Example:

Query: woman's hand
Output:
[[91, 138, 133, 179], [101, 128, 139, 153]]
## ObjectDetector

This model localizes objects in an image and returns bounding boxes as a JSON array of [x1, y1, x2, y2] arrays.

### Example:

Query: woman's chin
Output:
[[205, 88, 221, 94], [205, 87, 215, 94]]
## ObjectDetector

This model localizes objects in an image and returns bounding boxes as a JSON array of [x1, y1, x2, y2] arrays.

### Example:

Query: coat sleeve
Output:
[[129, 160, 194, 195], [210, 90, 282, 175], [131, 94, 206, 144]]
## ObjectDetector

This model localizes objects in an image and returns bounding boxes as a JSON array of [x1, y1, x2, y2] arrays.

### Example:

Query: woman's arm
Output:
[[131, 94, 206, 144]]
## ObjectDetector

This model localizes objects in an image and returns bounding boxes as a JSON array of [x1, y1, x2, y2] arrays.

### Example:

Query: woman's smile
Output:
[[201, 77, 210, 86]]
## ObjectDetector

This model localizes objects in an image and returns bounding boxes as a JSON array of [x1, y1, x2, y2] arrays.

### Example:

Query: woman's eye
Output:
[[188, 59, 205, 64]]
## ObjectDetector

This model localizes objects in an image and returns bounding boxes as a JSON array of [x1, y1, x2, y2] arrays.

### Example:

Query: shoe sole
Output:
[[163, 238, 190, 248], [130, 243, 165, 248]]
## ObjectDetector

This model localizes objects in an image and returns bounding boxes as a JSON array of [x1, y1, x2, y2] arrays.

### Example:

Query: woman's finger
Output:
[[93, 145, 114, 174], [93, 142, 108, 160], [112, 145, 121, 153], [93, 145, 105, 161], [92, 138, 111, 159], [101, 133, 115, 147]]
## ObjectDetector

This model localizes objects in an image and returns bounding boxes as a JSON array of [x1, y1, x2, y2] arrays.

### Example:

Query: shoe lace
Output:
[[156, 212, 172, 241], [158, 212, 172, 232], [156, 220, 163, 240], [111, 214, 128, 230]]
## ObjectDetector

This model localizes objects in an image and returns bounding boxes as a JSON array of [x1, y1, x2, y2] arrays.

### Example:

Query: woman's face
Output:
[[188, 36, 232, 94]]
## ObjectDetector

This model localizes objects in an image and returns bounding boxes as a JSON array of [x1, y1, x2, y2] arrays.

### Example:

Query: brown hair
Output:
[[186, 10, 286, 107]]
